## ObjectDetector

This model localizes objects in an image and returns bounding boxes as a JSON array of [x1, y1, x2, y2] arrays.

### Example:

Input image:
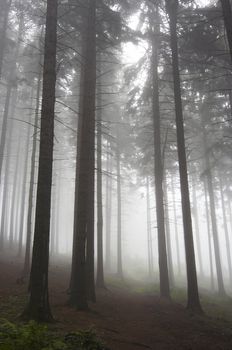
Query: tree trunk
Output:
[[146, 176, 154, 277], [0, 0, 12, 79], [220, 0, 232, 63], [105, 141, 112, 273], [218, 174, 232, 284], [166, 0, 202, 312], [22, 0, 58, 322], [191, 178, 204, 276], [171, 174, 181, 275], [203, 179, 215, 291], [151, 8, 170, 298], [22, 59, 42, 279], [201, 117, 226, 296], [116, 133, 123, 278], [69, 0, 96, 310]]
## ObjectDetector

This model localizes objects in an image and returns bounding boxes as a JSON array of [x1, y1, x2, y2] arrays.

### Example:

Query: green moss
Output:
[[0, 320, 109, 350]]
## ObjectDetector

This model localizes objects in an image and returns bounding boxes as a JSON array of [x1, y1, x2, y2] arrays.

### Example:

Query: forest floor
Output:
[[1, 256, 232, 349]]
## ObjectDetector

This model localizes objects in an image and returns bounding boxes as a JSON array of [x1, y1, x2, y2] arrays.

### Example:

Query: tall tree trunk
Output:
[[146, 176, 154, 277], [96, 65, 105, 288], [218, 174, 232, 284], [105, 141, 112, 273], [166, 0, 202, 312], [171, 174, 181, 275], [163, 171, 174, 287], [220, 0, 232, 63], [0, 11, 23, 183], [203, 179, 215, 291], [0, 88, 18, 249], [69, 0, 96, 310], [22, 61, 42, 279], [0, 0, 12, 79], [201, 117, 226, 296], [151, 9, 170, 298], [116, 133, 123, 278], [18, 90, 34, 257], [22, 0, 58, 321], [191, 178, 204, 276]]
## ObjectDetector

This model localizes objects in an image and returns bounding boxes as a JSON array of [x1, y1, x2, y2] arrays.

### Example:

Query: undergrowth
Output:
[[0, 320, 110, 350]]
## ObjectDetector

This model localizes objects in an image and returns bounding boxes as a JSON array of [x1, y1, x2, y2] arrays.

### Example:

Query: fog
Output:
[[1, 0, 232, 348]]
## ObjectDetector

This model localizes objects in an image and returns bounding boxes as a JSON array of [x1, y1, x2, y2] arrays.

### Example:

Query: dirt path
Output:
[[1, 258, 232, 349]]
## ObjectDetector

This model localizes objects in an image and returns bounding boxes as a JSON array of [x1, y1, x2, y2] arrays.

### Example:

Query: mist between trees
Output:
[[0, 0, 232, 329]]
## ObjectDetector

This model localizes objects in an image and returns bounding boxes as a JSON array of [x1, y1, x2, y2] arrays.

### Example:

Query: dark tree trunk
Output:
[[151, 9, 170, 298], [163, 171, 174, 287], [220, 0, 232, 63], [96, 67, 105, 289], [69, 0, 96, 310], [191, 179, 204, 277], [201, 118, 226, 296], [22, 60, 42, 279], [18, 90, 34, 257], [203, 179, 215, 291], [146, 176, 154, 277], [218, 175, 232, 284], [171, 174, 181, 275], [105, 141, 112, 273], [0, 0, 12, 79], [22, 0, 58, 322], [166, 0, 202, 312], [116, 133, 123, 278]]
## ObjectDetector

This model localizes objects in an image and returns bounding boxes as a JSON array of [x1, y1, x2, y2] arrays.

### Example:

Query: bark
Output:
[[17, 90, 34, 257], [22, 0, 58, 322], [116, 133, 123, 278], [96, 66, 105, 288], [171, 175, 181, 275], [163, 171, 174, 287], [0, 0, 12, 79], [191, 179, 204, 276], [166, 0, 202, 312], [105, 141, 112, 273], [201, 118, 226, 296], [218, 174, 232, 284], [146, 176, 154, 277], [69, 0, 96, 310], [151, 8, 170, 298], [220, 0, 232, 63], [203, 179, 215, 291], [22, 60, 42, 279]]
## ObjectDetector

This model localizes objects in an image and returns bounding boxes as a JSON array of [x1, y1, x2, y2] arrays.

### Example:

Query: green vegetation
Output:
[[0, 320, 110, 350]]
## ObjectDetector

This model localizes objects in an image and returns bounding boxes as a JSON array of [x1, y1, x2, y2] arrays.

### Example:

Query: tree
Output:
[[22, 0, 58, 321], [165, 0, 202, 313]]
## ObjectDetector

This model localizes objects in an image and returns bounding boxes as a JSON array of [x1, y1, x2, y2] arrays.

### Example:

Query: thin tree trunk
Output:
[[201, 118, 226, 296], [166, 0, 202, 312], [151, 8, 170, 298], [22, 0, 58, 321], [203, 179, 215, 291], [146, 176, 154, 277], [22, 61, 42, 279], [0, 0, 12, 79], [171, 174, 181, 275], [116, 133, 123, 278], [191, 178, 204, 276], [218, 174, 232, 284], [96, 67, 105, 288], [105, 141, 112, 273], [220, 0, 232, 63]]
